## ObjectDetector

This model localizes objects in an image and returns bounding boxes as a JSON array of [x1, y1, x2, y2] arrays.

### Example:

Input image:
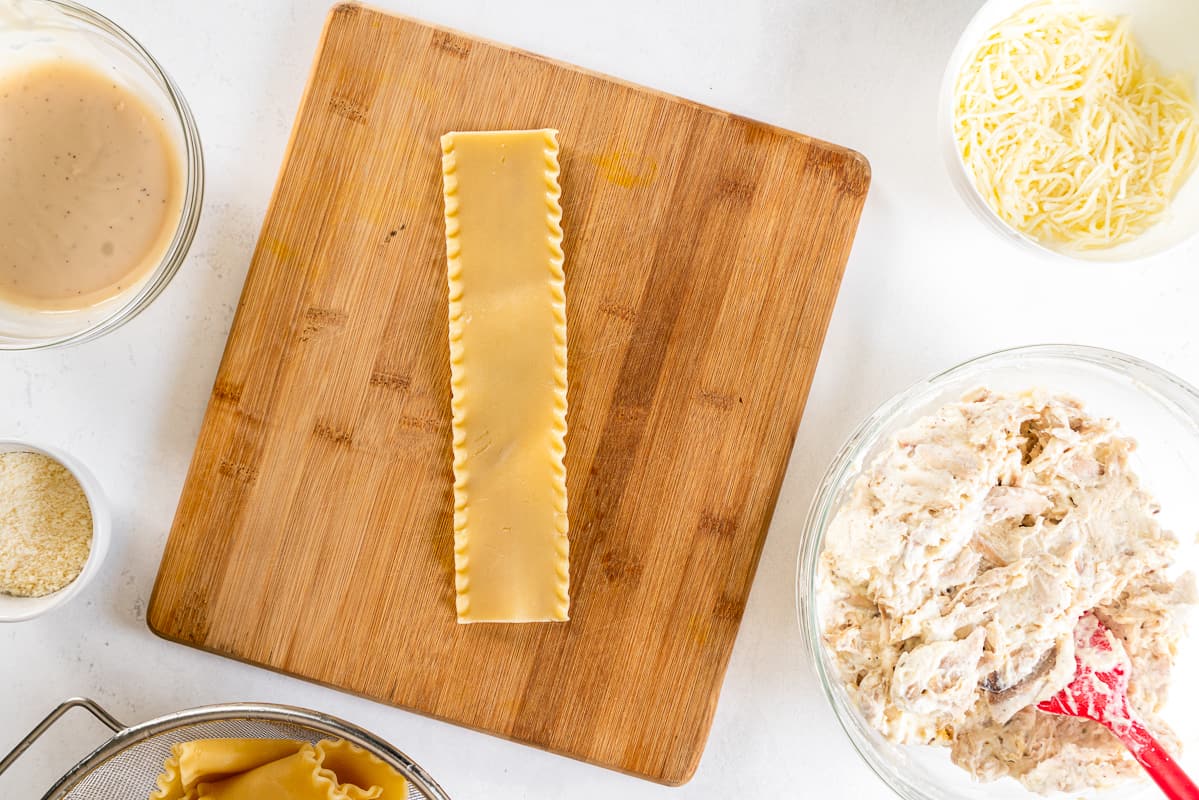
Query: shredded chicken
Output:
[[818, 388, 1196, 793]]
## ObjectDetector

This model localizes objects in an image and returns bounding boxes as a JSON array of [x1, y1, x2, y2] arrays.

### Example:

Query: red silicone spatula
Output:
[[1037, 613, 1198, 799]]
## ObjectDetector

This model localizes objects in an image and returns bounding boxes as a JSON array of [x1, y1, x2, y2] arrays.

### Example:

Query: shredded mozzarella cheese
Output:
[[954, 2, 1199, 250]]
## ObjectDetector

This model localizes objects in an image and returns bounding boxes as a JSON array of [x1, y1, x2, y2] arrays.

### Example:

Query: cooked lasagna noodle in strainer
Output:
[[148, 738, 407, 799]]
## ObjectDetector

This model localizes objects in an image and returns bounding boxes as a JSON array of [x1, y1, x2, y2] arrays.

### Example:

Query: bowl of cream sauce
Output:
[[0, 0, 202, 348]]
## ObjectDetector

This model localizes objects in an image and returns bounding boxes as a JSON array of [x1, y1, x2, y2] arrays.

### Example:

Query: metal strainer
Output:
[[0, 698, 452, 800]]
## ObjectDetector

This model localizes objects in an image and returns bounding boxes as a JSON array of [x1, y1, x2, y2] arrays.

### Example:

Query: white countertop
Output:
[[3, 0, 1199, 797]]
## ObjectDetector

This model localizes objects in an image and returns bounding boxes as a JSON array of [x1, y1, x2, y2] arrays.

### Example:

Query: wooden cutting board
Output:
[[148, 3, 869, 785]]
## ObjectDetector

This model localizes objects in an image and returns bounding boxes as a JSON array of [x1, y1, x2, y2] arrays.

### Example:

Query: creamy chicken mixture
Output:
[[818, 389, 1196, 794]]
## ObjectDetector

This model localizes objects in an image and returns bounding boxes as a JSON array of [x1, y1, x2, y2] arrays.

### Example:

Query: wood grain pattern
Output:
[[148, 4, 869, 785]]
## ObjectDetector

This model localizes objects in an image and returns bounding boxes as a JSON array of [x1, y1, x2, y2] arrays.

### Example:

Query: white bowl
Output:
[[939, 0, 1199, 263], [0, 440, 110, 622]]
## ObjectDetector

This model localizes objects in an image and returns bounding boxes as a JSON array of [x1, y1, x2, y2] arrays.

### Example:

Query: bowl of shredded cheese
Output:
[[0, 440, 110, 622], [940, 0, 1199, 261]]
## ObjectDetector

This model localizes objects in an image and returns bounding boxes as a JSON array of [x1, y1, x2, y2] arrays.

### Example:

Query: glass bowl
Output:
[[938, 0, 1199, 264], [0, 0, 203, 349], [797, 344, 1199, 799]]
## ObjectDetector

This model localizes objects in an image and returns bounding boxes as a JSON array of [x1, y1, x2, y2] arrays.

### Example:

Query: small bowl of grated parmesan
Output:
[[0, 440, 110, 622], [940, 0, 1199, 262]]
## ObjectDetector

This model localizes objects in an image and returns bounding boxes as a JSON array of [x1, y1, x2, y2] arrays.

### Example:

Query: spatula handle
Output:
[[1120, 722, 1199, 800]]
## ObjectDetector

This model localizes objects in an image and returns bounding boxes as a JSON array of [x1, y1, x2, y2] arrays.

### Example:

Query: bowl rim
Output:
[[0, 438, 111, 622], [0, 0, 205, 351], [937, 0, 1199, 266], [795, 343, 1199, 799]]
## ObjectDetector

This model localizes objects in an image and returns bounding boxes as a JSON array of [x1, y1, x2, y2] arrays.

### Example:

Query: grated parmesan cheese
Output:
[[953, 2, 1199, 250], [0, 451, 92, 598]]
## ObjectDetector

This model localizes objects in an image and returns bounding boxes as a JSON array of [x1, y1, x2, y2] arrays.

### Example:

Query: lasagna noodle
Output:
[[440, 129, 570, 623], [148, 738, 406, 800]]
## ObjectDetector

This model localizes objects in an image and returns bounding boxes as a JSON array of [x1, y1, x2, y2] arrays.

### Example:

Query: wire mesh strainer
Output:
[[0, 698, 452, 800]]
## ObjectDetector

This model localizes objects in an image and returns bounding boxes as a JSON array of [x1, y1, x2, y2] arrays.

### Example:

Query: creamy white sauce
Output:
[[819, 389, 1196, 794]]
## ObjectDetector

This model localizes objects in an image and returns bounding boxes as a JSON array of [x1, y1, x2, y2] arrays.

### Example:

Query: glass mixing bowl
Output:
[[797, 344, 1199, 799], [0, 0, 203, 349]]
